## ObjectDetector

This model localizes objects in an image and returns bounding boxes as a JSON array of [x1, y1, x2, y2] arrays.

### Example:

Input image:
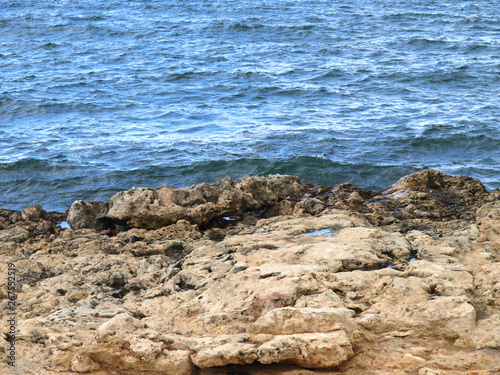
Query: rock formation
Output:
[[0, 170, 499, 374], [98, 175, 304, 229]]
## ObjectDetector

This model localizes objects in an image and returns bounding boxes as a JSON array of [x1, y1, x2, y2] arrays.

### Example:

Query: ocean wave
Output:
[[165, 71, 218, 82], [397, 68, 478, 85], [313, 69, 346, 80], [68, 15, 107, 22], [409, 134, 500, 152], [1, 154, 499, 212], [0, 0, 499, 210], [159, 157, 420, 192], [0, 158, 77, 174], [407, 37, 448, 46]]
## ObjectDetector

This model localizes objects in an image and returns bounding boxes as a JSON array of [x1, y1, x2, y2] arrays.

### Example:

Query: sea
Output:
[[1, 0, 499, 212]]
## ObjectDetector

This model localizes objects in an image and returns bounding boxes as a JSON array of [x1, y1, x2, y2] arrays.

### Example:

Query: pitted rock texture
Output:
[[0, 170, 499, 375], [65, 169, 496, 234], [67, 201, 107, 231], [100, 175, 304, 229]]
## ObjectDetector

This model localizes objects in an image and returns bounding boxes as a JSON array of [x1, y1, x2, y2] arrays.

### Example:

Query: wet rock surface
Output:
[[0, 170, 499, 375]]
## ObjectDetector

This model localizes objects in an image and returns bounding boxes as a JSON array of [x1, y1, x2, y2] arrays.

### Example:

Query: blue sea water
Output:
[[1, 0, 499, 211]]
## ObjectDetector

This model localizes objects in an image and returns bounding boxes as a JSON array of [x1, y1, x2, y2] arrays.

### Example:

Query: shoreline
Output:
[[3, 168, 499, 230], [1, 169, 499, 374]]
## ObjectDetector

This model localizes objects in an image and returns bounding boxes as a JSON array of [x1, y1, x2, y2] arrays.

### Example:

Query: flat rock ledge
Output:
[[0, 169, 499, 375]]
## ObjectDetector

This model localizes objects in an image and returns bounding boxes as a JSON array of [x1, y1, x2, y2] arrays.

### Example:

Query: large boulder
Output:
[[100, 175, 304, 229], [384, 169, 488, 211], [389, 169, 486, 192]]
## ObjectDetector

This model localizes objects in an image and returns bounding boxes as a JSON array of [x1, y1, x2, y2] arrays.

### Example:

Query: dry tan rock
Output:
[[368, 296, 477, 341], [1, 170, 499, 375], [471, 314, 500, 349], [102, 175, 304, 229], [191, 342, 259, 368], [294, 289, 345, 309], [67, 200, 107, 230], [248, 307, 356, 335], [21, 205, 47, 222], [256, 332, 353, 368], [95, 313, 146, 343], [70, 353, 100, 373]]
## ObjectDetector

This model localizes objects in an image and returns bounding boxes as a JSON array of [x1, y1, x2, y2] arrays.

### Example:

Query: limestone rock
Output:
[[0, 205, 59, 244], [294, 290, 345, 309], [102, 175, 304, 229], [390, 169, 486, 193], [1, 169, 499, 375], [96, 313, 146, 343], [471, 314, 500, 349], [70, 353, 100, 372], [22, 204, 48, 221], [67, 200, 107, 230], [368, 296, 477, 340], [191, 342, 259, 368], [256, 332, 354, 368], [382, 169, 488, 222], [248, 307, 356, 335]]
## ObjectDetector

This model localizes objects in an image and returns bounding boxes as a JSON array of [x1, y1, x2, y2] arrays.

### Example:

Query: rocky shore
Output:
[[1, 169, 499, 374]]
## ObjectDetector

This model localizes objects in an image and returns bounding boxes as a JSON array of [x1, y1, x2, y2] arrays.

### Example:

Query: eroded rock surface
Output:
[[0, 170, 499, 375], [67, 201, 107, 231], [100, 175, 304, 229]]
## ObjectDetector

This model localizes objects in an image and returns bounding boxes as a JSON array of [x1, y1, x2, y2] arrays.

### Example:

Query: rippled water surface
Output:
[[1, 0, 499, 211]]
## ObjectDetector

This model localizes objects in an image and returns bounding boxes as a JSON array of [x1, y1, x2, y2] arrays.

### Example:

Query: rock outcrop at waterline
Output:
[[67, 169, 489, 232], [0, 169, 499, 375], [102, 174, 304, 229]]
